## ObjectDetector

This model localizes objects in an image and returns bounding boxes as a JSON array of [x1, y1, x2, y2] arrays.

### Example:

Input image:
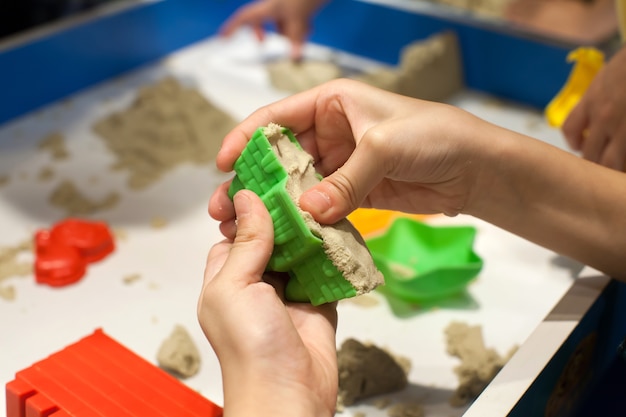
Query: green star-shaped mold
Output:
[[366, 217, 483, 303]]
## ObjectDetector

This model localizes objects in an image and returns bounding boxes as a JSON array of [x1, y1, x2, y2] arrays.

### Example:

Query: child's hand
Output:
[[563, 45, 626, 171], [219, 0, 329, 61], [199, 190, 338, 417]]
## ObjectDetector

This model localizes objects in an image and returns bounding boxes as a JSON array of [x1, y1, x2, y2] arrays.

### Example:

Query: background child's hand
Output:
[[563, 45, 626, 171], [219, 0, 329, 61], [199, 190, 338, 417]]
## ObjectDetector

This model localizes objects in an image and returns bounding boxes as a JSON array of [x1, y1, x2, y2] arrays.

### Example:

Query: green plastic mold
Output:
[[228, 125, 357, 306], [366, 218, 483, 303]]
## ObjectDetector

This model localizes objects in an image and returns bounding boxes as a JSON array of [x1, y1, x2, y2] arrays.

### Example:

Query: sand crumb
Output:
[[150, 217, 168, 229], [38, 132, 70, 160], [387, 402, 424, 417], [48, 180, 120, 215], [157, 324, 201, 378], [374, 397, 393, 409], [0, 285, 16, 301], [0, 240, 33, 300], [445, 321, 517, 406], [345, 293, 381, 308], [38, 166, 55, 182], [93, 77, 237, 190], [123, 273, 141, 285], [113, 228, 128, 241]]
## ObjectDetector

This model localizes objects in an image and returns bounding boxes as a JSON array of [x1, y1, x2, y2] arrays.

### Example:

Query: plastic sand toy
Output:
[[366, 218, 483, 303], [228, 125, 360, 306], [35, 218, 115, 287], [545, 47, 605, 128], [347, 208, 433, 237]]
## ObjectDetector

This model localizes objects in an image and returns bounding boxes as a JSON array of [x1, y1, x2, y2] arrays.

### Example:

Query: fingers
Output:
[[209, 181, 235, 221], [300, 128, 389, 224], [219, 1, 270, 39], [280, 20, 308, 61], [290, 41, 304, 62], [203, 240, 232, 287], [562, 100, 589, 151], [216, 190, 275, 287], [216, 85, 322, 171], [599, 124, 626, 171], [580, 121, 608, 164]]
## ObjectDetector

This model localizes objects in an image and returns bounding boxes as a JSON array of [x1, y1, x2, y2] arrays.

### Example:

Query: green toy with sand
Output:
[[228, 123, 384, 306]]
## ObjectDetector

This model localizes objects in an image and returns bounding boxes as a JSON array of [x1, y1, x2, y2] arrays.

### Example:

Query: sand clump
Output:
[[48, 180, 120, 215], [0, 239, 33, 301], [266, 32, 463, 103], [93, 77, 237, 190], [156, 324, 201, 378], [445, 321, 517, 406], [337, 338, 410, 408], [387, 402, 425, 417], [267, 59, 343, 93], [38, 132, 70, 160], [356, 31, 463, 102], [263, 123, 384, 296]]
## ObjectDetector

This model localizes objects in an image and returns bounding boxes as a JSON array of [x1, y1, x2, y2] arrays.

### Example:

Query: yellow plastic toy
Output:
[[347, 208, 432, 238], [545, 47, 605, 128]]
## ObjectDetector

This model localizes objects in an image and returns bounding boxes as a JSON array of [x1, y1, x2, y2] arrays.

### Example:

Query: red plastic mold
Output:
[[35, 218, 115, 287], [5, 329, 223, 417]]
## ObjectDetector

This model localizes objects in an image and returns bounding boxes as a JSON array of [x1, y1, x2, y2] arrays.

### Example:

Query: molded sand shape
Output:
[[366, 218, 482, 303], [228, 124, 383, 306]]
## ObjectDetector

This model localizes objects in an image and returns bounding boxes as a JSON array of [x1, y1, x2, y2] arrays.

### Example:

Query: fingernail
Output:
[[302, 190, 331, 214]]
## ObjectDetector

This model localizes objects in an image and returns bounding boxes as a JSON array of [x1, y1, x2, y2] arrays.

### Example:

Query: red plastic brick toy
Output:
[[35, 218, 115, 287], [6, 329, 223, 417]]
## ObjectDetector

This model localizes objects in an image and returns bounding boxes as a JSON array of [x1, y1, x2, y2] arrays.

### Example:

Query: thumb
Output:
[[299, 141, 385, 224], [218, 190, 275, 286]]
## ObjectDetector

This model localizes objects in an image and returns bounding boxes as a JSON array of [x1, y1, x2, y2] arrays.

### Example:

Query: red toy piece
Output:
[[34, 231, 86, 287], [34, 218, 115, 287], [5, 329, 223, 417], [50, 219, 115, 263]]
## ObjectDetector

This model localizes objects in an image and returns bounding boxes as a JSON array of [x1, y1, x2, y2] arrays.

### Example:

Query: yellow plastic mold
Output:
[[545, 47, 605, 128]]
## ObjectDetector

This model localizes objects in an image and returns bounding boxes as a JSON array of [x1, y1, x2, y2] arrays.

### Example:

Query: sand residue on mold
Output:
[[263, 123, 384, 295]]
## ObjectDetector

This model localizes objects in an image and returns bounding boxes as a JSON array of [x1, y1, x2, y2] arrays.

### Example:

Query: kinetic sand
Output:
[[445, 321, 517, 406], [93, 77, 237, 190], [337, 338, 410, 407], [263, 123, 384, 296]]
